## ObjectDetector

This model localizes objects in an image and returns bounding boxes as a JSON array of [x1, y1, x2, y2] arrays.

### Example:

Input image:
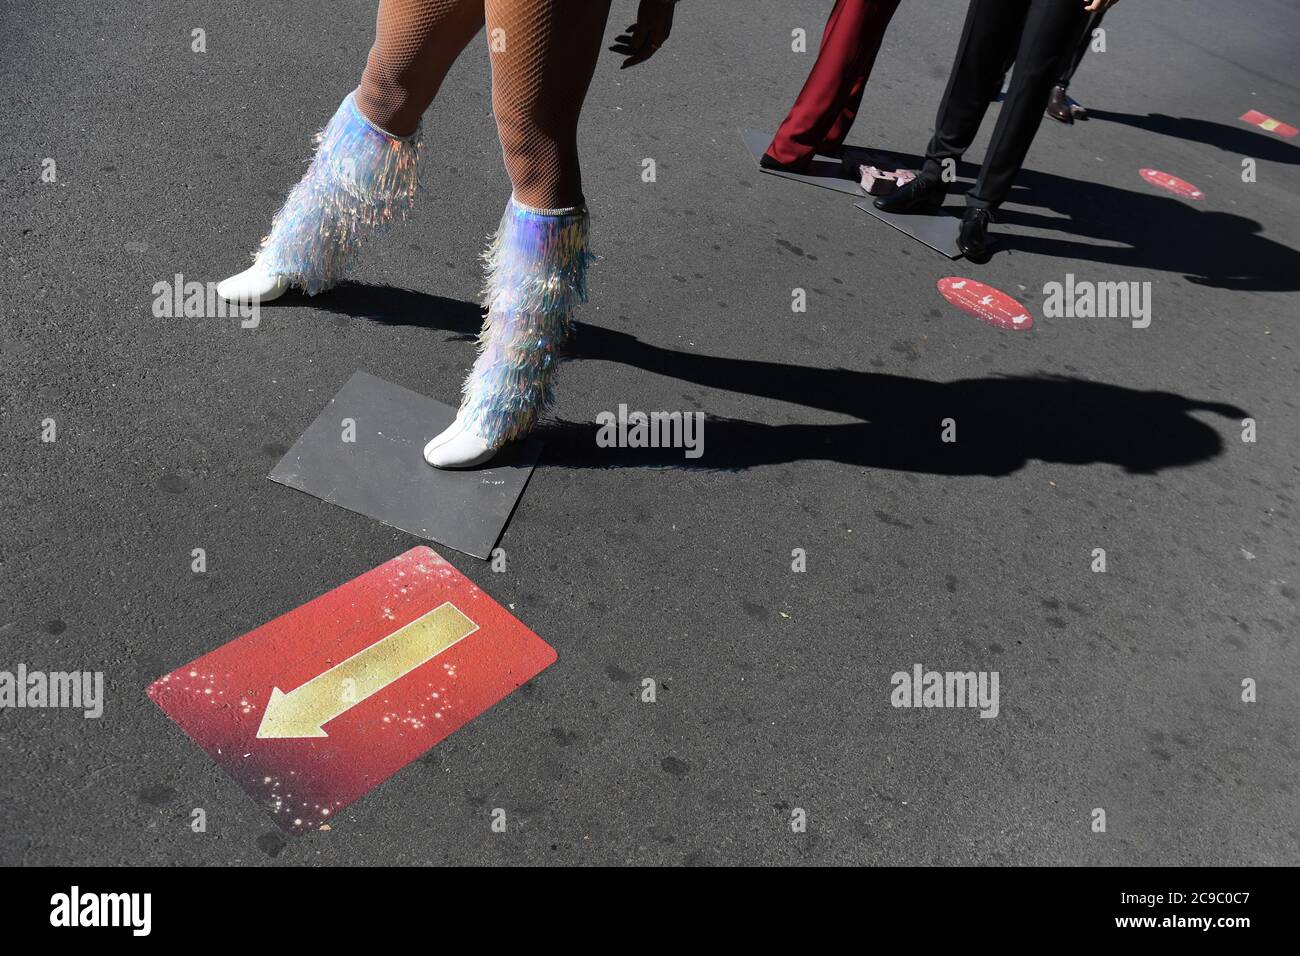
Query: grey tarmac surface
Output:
[[1, 0, 1298, 865]]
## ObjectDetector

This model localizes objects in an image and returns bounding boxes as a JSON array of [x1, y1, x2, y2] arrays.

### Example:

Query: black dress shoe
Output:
[[760, 151, 810, 174], [958, 207, 993, 264], [872, 175, 946, 214], [1046, 84, 1073, 124]]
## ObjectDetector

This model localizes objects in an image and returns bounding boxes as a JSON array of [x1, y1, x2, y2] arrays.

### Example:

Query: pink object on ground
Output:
[[860, 164, 917, 195]]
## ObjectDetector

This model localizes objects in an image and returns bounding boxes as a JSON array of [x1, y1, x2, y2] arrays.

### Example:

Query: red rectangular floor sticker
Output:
[[1240, 109, 1298, 138], [148, 546, 556, 834]]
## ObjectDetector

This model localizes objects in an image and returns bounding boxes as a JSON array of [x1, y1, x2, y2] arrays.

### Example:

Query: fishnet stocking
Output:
[[355, 0, 484, 137], [485, 0, 611, 208], [353, 0, 612, 208]]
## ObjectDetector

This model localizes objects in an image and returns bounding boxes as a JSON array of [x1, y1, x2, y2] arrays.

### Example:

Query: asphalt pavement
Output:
[[1, 0, 1298, 865]]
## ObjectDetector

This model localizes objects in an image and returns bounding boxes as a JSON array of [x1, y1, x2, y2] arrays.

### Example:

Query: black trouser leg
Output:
[[967, 0, 1090, 209], [921, 0, 1029, 184], [1059, 9, 1105, 89]]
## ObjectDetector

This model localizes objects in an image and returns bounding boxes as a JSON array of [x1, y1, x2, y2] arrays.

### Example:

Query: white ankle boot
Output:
[[423, 417, 497, 469], [216, 262, 289, 304]]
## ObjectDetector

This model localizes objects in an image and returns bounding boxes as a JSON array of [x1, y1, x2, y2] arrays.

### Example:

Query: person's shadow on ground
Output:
[[841, 143, 1299, 291], [1087, 110, 1300, 166], [994, 165, 1299, 291], [283, 284, 1247, 476]]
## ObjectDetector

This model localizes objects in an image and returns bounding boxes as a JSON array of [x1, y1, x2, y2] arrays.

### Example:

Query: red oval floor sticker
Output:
[[936, 277, 1033, 330], [1139, 168, 1205, 200]]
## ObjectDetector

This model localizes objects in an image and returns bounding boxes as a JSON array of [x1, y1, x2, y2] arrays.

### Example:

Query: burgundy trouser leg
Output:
[[766, 0, 903, 167]]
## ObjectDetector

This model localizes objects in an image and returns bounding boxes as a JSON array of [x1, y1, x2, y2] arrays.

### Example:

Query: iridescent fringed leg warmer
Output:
[[257, 91, 421, 294], [457, 197, 594, 446]]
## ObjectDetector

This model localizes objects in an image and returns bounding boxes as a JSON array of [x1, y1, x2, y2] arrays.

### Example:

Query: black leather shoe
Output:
[[873, 175, 946, 214], [958, 207, 993, 264], [760, 152, 810, 174], [1046, 84, 1073, 124]]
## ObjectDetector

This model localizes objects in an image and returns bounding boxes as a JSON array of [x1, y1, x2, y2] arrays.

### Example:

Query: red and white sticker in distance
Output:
[[1139, 168, 1205, 200], [1240, 109, 1298, 139], [936, 277, 1033, 331], [148, 546, 556, 834]]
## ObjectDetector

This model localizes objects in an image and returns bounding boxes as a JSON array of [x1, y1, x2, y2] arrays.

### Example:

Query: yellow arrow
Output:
[[256, 602, 478, 739]]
